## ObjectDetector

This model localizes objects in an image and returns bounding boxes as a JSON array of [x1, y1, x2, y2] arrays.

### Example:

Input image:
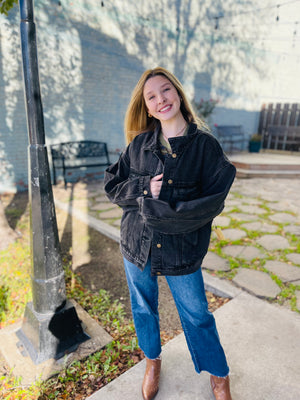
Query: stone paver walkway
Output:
[[53, 177, 300, 312]]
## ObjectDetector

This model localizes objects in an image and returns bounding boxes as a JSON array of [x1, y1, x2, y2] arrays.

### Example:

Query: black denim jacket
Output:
[[104, 123, 236, 276]]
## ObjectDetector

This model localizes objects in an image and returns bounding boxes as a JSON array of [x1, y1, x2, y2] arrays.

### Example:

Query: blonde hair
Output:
[[124, 67, 205, 145]]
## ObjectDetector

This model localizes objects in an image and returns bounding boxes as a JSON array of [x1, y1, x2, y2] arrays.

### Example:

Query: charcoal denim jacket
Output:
[[104, 123, 236, 276]]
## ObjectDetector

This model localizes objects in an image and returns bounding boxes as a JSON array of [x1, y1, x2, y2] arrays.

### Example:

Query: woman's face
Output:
[[143, 75, 182, 123]]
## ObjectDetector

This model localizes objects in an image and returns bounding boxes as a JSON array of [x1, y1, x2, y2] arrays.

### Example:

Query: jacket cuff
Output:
[[139, 175, 151, 197]]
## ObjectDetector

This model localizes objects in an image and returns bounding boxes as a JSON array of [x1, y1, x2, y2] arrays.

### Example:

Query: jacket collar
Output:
[[144, 123, 198, 153]]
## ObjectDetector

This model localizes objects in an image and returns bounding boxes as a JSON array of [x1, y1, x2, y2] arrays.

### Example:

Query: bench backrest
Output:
[[216, 125, 244, 137], [51, 141, 110, 162], [264, 125, 300, 151], [258, 103, 300, 136], [268, 125, 300, 137]]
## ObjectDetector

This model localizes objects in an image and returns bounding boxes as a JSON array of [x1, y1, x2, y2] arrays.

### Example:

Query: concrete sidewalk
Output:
[[87, 288, 300, 400], [53, 176, 300, 304], [51, 172, 300, 399]]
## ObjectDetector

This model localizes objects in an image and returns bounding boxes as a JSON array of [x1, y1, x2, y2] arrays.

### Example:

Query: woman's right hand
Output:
[[150, 173, 163, 199]]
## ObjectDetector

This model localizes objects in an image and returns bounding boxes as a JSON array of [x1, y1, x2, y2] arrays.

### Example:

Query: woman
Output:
[[104, 67, 236, 400]]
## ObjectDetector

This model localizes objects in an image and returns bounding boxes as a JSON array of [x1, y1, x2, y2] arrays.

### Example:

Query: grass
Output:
[[0, 241, 32, 327], [0, 203, 146, 399], [0, 195, 189, 399], [39, 275, 144, 399], [210, 196, 300, 312], [0, 373, 41, 400], [1, 187, 300, 398]]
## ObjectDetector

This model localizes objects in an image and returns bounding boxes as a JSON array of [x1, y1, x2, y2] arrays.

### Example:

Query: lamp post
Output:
[[17, 0, 89, 364]]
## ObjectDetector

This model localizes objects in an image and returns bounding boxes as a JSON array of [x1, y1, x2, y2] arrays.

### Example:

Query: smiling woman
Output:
[[143, 76, 183, 126], [104, 67, 236, 400], [124, 66, 206, 145]]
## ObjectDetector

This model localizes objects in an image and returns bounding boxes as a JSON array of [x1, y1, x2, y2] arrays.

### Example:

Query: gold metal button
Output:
[[172, 153, 177, 158], [157, 243, 161, 248], [168, 179, 173, 185], [156, 272, 162, 275], [143, 190, 148, 195]]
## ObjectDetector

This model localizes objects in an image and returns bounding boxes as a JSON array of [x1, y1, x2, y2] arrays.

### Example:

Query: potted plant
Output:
[[191, 98, 218, 126], [248, 134, 262, 153]]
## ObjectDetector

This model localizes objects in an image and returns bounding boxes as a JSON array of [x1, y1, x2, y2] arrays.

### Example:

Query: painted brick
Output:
[[0, 0, 299, 192]]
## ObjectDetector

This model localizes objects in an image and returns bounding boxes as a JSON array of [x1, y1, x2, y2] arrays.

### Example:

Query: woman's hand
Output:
[[150, 173, 163, 199]]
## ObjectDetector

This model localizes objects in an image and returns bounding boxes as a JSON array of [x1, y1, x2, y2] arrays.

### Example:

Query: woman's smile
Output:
[[143, 75, 181, 123], [159, 104, 172, 113]]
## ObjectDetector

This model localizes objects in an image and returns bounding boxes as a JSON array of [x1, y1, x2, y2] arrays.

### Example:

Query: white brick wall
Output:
[[1, 0, 299, 192]]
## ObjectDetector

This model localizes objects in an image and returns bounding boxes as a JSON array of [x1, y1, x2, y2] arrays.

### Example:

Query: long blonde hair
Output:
[[124, 67, 204, 144]]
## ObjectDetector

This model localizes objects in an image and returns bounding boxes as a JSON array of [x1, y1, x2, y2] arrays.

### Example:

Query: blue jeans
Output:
[[123, 257, 229, 377]]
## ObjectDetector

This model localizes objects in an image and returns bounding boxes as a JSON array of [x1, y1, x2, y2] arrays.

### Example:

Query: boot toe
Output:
[[210, 375, 232, 400], [142, 358, 161, 400]]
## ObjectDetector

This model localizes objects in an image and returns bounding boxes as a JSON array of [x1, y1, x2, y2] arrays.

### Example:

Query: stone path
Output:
[[53, 177, 300, 312]]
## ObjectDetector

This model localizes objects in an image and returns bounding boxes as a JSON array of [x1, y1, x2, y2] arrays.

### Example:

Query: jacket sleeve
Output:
[[104, 148, 151, 208], [137, 138, 236, 234]]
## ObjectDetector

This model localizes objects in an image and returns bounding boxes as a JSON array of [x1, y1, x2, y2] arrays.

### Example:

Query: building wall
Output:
[[0, 0, 299, 192]]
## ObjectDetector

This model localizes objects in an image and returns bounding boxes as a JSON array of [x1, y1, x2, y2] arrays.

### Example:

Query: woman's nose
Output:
[[158, 93, 166, 104]]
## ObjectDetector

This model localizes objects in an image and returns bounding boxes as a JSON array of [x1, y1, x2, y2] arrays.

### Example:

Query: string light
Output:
[[210, 0, 300, 22], [88, 0, 300, 50], [214, 17, 220, 30], [293, 21, 298, 46], [208, 1, 300, 47]]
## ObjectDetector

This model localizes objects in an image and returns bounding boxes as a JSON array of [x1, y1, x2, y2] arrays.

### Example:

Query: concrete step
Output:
[[229, 153, 300, 178]]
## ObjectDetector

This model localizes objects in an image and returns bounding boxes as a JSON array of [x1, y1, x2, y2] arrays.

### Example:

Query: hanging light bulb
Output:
[[214, 17, 219, 30], [293, 21, 298, 47], [276, 5, 280, 22]]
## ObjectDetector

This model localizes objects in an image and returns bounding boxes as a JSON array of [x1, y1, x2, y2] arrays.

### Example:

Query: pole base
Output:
[[16, 300, 90, 364]]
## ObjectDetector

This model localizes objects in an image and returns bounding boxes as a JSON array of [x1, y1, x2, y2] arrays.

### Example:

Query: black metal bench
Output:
[[50, 140, 111, 187], [216, 125, 248, 153], [264, 126, 300, 151]]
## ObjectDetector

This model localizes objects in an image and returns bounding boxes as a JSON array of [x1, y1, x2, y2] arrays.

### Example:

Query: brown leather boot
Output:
[[210, 375, 232, 400], [142, 357, 161, 400]]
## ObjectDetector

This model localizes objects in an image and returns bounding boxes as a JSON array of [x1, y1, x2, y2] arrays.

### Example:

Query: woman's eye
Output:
[[148, 95, 155, 100], [164, 87, 170, 92]]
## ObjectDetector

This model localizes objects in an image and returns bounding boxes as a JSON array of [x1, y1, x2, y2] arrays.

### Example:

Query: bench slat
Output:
[[264, 126, 300, 151], [50, 140, 111, 187], [216, 125, 247, 153]]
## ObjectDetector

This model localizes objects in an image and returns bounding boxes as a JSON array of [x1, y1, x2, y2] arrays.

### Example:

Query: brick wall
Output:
[[1, 0, 299, 192]]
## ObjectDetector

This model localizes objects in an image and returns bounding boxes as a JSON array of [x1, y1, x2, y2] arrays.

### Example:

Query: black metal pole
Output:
[[17, 0, 89, 364]]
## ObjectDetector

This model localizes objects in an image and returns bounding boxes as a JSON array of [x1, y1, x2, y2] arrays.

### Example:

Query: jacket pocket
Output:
[[129, 166, 157, 179], [181, 223, 212, 266]]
